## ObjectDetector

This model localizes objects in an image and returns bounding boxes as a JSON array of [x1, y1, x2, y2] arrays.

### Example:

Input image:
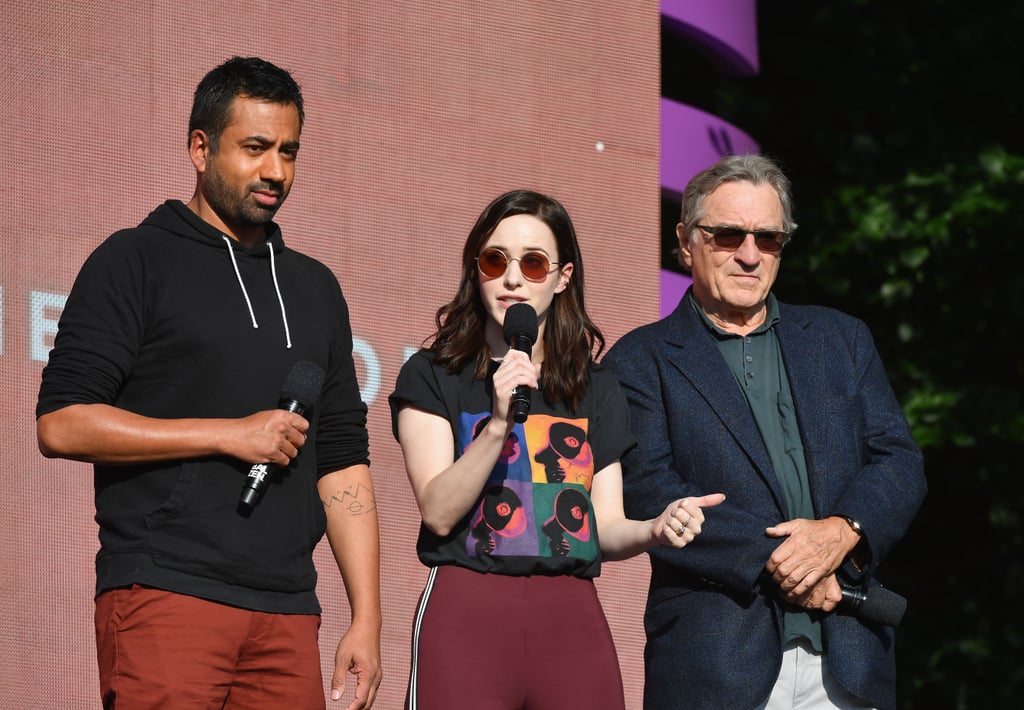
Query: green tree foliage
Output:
[[827, 151, 1024, 707], [663, 1, 1024, 705]]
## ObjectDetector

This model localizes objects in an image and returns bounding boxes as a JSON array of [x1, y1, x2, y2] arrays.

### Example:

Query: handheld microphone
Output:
[[838, 585, 907, 627], [238, 361, 325, 511], [502, 303, 538, 423]]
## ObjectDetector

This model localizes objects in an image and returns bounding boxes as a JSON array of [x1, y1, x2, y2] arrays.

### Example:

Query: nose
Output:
[[261, 150, 287, 184], [503, 258, 525, 288], [733, 233, 762, 267]]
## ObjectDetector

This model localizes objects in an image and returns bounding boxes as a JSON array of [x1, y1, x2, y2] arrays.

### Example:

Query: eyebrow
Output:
[[245, 135, 301, 151], [714, 224, 783, 232], [487, 244, 553, 254]]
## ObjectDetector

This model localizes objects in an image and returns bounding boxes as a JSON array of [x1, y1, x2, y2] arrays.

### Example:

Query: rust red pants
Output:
[[95, 585, 324, 710]]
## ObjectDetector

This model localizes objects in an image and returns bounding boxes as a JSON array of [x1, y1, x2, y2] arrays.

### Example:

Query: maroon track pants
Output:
[[406, 566, 626, 710]]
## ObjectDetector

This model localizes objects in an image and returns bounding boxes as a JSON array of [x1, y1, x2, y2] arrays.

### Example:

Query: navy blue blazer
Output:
[[603, 293, 926, 710]]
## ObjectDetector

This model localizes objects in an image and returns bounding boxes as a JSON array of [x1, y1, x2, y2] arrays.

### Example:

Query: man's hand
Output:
[[330, 620, 382, 708], [764, 517, 859, 597], [219, 409, 308, 466], [786, 573, 843, 612]]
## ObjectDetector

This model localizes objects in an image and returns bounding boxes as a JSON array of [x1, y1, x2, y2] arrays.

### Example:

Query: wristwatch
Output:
[[834, 514, 864, 537]]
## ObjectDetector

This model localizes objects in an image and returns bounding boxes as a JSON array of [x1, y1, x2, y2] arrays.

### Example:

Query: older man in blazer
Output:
[[603, 154, 926, 710]]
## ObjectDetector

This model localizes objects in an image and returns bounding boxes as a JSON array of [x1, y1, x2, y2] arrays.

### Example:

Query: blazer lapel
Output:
[[663, 299, 787, 510]]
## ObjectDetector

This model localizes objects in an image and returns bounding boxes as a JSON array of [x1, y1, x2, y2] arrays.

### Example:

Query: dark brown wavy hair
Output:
[[428, 189, 604, 412]]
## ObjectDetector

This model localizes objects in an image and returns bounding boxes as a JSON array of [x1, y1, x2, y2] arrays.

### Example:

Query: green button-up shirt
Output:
[[690, 292, 821, 650]]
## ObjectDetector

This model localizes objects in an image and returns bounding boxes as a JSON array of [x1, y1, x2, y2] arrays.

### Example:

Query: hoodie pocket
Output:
[[145, 459, 323, 592]]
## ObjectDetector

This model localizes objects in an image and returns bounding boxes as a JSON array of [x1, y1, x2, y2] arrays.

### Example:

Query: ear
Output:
[[554, 262, 574, 294], [675, 223, 694, 270], [188, 129, 211, 174]]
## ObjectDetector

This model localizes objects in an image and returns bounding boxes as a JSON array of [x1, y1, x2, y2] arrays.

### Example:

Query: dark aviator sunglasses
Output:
[[697, 225, 791, 254]]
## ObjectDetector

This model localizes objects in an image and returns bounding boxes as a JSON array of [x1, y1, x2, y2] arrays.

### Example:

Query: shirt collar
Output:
[[688, 290, 781, 339]]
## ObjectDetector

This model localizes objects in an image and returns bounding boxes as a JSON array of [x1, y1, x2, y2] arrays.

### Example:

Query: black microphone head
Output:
[[281, 361, 325, 408], [859, 586, 908, 627], [503, 303, 538, 344]]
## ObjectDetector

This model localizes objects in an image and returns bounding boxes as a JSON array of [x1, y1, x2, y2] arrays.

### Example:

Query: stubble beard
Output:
[[203, 165, 286, 232]]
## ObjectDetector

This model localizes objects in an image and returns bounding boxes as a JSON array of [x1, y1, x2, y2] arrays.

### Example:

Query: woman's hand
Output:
[[490, 349, 541, 424], [651, 493, 727, 548]]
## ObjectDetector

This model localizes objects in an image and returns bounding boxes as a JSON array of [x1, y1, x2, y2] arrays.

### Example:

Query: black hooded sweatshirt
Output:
[[37, 200, 369, 613]]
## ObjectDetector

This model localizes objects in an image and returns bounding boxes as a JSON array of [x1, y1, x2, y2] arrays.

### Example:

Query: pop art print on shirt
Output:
[[534, 483, 595, 559], [467, 480, 538, 557], [460, 412, 597, 561], [459, 413, 534, 483], [525, 414, 595, 490]]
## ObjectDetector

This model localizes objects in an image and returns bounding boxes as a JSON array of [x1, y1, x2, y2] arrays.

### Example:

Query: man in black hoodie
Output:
[[36, 57, 382, 709]]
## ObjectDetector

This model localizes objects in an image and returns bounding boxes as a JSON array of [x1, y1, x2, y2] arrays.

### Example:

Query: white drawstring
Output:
[[222, 235, 258, 329], [268, 242, 293, 349], [221, 235, 293, 349]]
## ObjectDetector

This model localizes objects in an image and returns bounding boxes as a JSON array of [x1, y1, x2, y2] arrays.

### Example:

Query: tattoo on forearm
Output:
[[322, 482, 378, 516]]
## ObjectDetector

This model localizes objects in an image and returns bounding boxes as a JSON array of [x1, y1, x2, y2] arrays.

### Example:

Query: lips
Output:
[[251, 190, 281, 207]]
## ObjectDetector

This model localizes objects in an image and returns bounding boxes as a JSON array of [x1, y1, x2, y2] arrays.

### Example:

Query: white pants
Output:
[[754, 638, 877, 710]]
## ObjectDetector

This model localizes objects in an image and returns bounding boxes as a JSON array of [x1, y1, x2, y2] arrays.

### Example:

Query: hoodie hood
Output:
[[143, 199, 287, 256], [143, 200, 294, 348]]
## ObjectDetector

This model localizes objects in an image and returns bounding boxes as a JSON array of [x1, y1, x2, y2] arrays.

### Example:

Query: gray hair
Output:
[[678, 154, 798, 249]]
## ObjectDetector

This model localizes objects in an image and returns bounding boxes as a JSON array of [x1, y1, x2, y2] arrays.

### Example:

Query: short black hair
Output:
[[188, 56, 304, 151]]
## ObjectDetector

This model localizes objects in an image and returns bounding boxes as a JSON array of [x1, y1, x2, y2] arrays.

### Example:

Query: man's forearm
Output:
[[319, 464, 382, 625]]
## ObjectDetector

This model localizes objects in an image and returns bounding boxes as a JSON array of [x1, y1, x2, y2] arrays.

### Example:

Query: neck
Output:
[[694, 296, 767, 336], [187, 194, 265, 249]]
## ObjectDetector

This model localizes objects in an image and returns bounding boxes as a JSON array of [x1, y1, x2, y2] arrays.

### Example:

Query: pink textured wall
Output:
[[1, 2, 660, 707]]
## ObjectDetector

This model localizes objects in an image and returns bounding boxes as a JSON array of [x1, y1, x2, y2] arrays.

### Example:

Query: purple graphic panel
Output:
[[661, 99, 760, 199], [660, 99, 759, 317], [661, 0, 759, 75], [661, 270, 692, 318], [659, 0, 760, 317]]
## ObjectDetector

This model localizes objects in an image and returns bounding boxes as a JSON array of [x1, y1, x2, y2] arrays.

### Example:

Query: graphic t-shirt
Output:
[[389, 350, 636, 579]]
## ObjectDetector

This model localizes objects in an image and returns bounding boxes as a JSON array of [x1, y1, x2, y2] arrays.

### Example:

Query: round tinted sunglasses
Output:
[[697, 225, 791, 254], [476, 247, 561, 282]]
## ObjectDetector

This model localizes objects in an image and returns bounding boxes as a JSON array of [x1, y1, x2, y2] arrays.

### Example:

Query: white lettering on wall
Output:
[[353, 337, 380, 405], [30, 291, 67, 363], [18, 290, 420, 405]]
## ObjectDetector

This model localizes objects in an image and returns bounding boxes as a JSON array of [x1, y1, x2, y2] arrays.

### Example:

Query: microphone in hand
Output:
[[238, 361, 325, 511], [502, 303, 538, 424], [838, 585, 907, 627]]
